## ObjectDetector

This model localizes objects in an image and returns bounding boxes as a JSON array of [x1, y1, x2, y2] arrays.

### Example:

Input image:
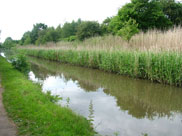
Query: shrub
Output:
[[11, 54, 30, 74]]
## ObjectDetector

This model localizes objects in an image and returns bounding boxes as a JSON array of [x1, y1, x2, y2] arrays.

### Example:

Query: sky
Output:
[[0, 0, 130, 42]]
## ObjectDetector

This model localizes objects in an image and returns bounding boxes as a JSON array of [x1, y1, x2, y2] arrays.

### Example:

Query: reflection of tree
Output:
[[29, 57, 182, 119], [30, 64, 50, 80], [30, 59, 97, 92]]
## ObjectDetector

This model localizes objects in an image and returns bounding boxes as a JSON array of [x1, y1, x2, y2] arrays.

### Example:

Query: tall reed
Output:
[[18, 48, 182, 87]]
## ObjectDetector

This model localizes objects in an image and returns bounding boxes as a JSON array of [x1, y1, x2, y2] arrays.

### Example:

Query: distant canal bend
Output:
[[28, 57, 182, 136]]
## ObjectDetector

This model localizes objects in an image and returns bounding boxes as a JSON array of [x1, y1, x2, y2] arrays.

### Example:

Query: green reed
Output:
[[19, 48, 182, 87]]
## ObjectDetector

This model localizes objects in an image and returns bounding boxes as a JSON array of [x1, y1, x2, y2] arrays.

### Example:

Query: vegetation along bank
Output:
[[0, 56, 95, 136], [18, 46, 182, 87]]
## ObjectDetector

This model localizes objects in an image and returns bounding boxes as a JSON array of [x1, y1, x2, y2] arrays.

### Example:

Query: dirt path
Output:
[[0, 78, 17, 136]]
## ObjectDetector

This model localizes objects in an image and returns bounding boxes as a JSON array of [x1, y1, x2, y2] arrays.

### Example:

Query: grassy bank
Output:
[[0, 56, 94, 136], [18, 48, 182, 87]]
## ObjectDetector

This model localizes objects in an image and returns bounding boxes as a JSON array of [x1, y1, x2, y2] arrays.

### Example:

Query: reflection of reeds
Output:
[[20, 27, 182, 52]]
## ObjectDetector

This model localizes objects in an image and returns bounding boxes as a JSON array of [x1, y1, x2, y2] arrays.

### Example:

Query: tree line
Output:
[[1, 0, 182, 48]]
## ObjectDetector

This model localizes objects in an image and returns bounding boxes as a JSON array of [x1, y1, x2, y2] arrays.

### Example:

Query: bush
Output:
[[63, 36, 77, 42], [11, 54, 30, 74]]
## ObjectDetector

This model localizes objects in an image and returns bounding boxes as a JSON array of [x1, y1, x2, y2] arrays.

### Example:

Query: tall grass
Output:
[[18, 48, 182, 87], [18, 27, 182, 87]]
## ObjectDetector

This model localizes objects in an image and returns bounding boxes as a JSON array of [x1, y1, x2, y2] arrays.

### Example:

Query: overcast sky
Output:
[[0, 0, 130, 42]]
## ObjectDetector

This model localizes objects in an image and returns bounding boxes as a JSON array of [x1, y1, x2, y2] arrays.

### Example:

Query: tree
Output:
[[35, 27, 60, 45], [76, 21, 102, 41], [117, 18, 139, 41], [61, 19, 82, 39], [101, 17, 112, 34], [160, 0, 182, 26], [56, 25, 62, 40], [109, 0, 172, 34], [20, 31, 32, 45], [30, 23, 47, 44], [2, 37, 16, 49]]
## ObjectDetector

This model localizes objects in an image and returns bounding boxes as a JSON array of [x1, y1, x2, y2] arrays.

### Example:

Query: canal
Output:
[[28, 57, 182, 136]]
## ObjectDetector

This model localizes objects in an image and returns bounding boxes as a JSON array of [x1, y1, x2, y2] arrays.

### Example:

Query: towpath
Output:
[[0, 77, 17, 136]]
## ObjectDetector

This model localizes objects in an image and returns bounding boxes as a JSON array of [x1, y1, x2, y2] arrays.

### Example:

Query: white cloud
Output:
[[0, 0, 130, 42]]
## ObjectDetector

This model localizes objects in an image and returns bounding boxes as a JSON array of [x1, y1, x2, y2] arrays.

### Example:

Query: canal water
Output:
[[27, 57, 182, 136]]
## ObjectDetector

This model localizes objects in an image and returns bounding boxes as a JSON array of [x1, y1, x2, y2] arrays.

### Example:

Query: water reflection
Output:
[[0, 52, 6, 57], [28, 57, 182, 136]]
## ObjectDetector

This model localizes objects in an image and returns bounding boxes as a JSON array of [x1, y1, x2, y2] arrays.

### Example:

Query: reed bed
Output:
[[18, 27, 182, 87], [18, 48, 182, 87]]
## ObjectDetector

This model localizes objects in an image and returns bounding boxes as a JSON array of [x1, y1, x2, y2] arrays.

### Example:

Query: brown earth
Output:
[[0, 78, 17, 136]]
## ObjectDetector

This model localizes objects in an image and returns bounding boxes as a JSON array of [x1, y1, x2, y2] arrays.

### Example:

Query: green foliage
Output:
[[19, 19, 82, 45], [30, 23, 48, 44], [160, 0, 182, 26], [101, 17, 112, 34], [11, 54, 30, 74], [24, 35, 31, 45], [0, 56, 95, 136], [142, 133, 148, 136], [109, 0, 172, 34], [117, 18, 139, 41], [20, 48, 182, 87], [77, 21, 102, 41], [20, 31, 32, 45], [2, 37, 16, 49], [109, 16, 124, 35], [45, 91, 62, 103], [63, 35, 77, 42], [68, 35, 77, 41], [35, 27, 60, 45], [62, 19, 81, 38]]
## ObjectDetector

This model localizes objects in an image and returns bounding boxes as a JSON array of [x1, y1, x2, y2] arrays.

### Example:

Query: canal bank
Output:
[[0, 56, 95, 136]]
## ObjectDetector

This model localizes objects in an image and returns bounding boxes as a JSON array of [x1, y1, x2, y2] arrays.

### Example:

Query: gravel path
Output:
[[0, 78, 17, 136]]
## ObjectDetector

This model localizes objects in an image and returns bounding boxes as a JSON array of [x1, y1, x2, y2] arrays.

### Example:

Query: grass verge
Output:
[[18, 48, 182, 87], [0, 56, 94, 136]]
